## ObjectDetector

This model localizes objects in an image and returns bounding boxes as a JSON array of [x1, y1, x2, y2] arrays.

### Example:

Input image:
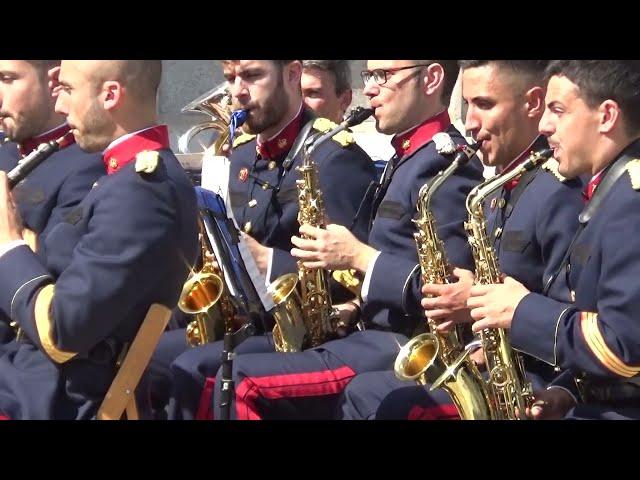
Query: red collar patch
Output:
[[391, 110, 451, 159], [102, 125, 170, 175]]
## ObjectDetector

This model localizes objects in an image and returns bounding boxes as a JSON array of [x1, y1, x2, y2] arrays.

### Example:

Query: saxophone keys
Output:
[[494, 227, 503, 238]]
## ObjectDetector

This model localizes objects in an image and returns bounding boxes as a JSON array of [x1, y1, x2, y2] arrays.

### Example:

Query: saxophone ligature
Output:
[[393, 134, 493, 420], [456, 147, 553, 419], [269, 107, 374, 352]]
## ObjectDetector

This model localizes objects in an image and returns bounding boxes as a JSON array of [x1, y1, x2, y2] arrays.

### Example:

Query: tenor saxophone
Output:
[[462, 147, 553, 419], [393, 135, 493, 420]]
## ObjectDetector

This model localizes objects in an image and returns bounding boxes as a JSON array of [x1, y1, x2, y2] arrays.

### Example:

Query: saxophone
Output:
[[178, 92, 248, 346], [269, 107, 374, 352], [393, 135, 492, 420], [462, 147, 553, 419], [178, 216, 234, 346]]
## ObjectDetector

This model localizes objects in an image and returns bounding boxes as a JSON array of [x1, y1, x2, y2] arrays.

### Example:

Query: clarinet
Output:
[[7, 132, 73, 189]]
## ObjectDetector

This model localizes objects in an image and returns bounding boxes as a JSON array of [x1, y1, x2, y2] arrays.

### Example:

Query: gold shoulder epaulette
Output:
[[232, 133, 256, 149], [626, 159, 640, 190], [541, 157, 567, 183], [312, 117, 354, 147], [313, 117, 337, 133], [135, 150, 160, 174]]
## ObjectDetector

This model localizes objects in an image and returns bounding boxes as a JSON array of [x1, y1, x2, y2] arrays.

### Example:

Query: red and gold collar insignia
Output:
[[256, 109, 304, 161], [391, 110, 451, 159], [102, 125, 170, 175]]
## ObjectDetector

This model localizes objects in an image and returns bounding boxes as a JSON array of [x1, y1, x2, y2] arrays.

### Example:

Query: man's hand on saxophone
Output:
[[466, 275, 531, 333], [526, 387, 576, 420], [420, 267, 475, 332], [290, 223, 378, 274]]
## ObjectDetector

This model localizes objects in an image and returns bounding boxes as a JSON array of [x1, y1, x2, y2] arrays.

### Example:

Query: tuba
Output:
[[269, 107, 374, 352], [393, 135, 492, 420], [459, 147, 553, 419], [177, 83, 234, 154]]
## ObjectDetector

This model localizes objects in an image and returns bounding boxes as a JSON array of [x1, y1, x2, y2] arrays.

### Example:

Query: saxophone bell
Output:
[[394, 332, 441, 385], [178, 216, 232, 347]]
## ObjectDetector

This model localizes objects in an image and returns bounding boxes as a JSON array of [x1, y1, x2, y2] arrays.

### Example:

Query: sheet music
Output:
[[201, 154, 275, 311], [201, 151, 231, 206]]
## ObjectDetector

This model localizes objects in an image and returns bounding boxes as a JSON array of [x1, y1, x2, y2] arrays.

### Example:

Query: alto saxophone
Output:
[[462, 147, 553, 419], [178, 216, 234, 346], [269, 107, 374, 352], [178, 96, 248, 346], [394, 135, 492, 420]]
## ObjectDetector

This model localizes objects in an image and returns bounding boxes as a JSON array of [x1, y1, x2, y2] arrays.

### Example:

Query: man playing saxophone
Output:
[[207, 60, 484, 420], [469, 60, 640, 420], [339, 60, 585, 420], [160, 59, 376, 420]]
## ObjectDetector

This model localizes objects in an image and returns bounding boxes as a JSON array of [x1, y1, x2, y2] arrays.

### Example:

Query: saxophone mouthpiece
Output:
[[538, 148, 554, 160], [55, 131, 75, 147], [523, 148, 554, 170], [454, 141, 482, 166], [343, 107, 374, 128]]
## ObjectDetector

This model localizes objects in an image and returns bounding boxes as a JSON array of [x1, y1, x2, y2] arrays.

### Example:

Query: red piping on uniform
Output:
[[235, 365, 357, 420], [407, 404, 460, 420], [195, 377, 216, 420]]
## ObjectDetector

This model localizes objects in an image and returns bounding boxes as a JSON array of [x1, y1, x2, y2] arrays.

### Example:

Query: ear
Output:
[[287, 61, 303, 88], [423, 63, 445, 98], [101, 80, 123, 112], [524, 85, 545, 118], [598, 99, 620, 134], [338, 88, 353, 114], [48, 66, 62, 97]]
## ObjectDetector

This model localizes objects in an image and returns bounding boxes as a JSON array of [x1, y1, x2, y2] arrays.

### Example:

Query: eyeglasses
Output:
[[360, 64, 431, 86]]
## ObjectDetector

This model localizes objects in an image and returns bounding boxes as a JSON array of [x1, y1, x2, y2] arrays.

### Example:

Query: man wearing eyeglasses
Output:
[[208, 60, 484, 420]]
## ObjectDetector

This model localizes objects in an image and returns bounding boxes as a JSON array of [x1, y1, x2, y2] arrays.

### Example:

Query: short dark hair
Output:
[[302, 60, 351, 94], [545, 60, 640, 135], [459, 60, 549, 83]]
